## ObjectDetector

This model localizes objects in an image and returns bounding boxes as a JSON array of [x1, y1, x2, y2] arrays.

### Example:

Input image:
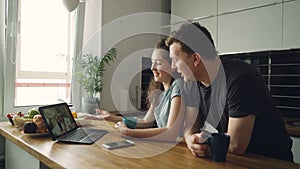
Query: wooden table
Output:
[[285, 118, 300, 137], [0, 121, 299, 169]]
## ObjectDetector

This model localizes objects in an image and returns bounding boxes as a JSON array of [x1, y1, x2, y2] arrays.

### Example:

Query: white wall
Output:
[[99, 0, 170, 111]]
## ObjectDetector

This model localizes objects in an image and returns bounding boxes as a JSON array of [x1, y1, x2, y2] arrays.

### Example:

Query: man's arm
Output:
[[184, 106, 211, 157], [227, 114, 256, 154], [184, 106, 200, 136]]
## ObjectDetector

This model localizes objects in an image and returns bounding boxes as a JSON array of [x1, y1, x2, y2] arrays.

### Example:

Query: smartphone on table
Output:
[[102, 140, 134, 149]]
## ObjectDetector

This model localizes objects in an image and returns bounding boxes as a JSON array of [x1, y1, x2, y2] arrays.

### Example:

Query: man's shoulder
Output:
[[221, 57, 252, 68], [221, 57, 263, 82]]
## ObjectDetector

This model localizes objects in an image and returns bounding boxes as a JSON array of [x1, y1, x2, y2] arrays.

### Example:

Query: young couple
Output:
[[86, 38, 185, 142], [87, 22, 293, 162]]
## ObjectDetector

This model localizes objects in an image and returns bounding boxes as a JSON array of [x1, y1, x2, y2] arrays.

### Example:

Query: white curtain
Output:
[[0, 0, 5, 116], [1, 0, 19, 115]]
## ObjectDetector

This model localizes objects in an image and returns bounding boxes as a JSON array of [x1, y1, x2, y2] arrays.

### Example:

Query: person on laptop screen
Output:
[[86, 38, 184, 141], [43, 106, 76, 137]]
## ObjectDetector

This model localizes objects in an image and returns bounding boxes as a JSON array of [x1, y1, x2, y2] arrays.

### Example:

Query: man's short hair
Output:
[[166, 22, 217, 59]]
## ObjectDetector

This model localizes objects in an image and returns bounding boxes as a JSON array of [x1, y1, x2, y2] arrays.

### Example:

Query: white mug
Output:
[[62, 0, 79, 12]]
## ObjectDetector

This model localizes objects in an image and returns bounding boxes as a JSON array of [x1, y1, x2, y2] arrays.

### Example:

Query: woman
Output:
[[86, 38, 184, 141]]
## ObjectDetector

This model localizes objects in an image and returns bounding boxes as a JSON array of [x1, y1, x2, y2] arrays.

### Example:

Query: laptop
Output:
[[38, 102, 107, 144]]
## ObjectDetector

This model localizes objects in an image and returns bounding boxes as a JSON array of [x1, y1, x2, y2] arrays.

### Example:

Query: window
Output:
[[9, 0, 76, 107]]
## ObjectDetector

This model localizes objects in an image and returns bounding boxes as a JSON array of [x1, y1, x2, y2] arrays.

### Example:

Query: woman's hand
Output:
[[84, 109, 111, 121], [115, 121, 129, 135], [96, 109, 110, 117]]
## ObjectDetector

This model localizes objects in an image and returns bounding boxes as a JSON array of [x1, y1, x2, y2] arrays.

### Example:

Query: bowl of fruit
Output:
[[6, 109, 40, 130]]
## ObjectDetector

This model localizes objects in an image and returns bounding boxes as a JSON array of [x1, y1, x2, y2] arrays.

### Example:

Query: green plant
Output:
[[77, 48, 117, 98]]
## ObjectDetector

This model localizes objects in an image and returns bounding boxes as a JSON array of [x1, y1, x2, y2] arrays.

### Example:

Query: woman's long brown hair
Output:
[[146, 38, 174, 109]]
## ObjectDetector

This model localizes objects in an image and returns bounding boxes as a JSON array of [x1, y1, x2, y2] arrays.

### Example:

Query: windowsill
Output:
[[0, 116, 8, 122]]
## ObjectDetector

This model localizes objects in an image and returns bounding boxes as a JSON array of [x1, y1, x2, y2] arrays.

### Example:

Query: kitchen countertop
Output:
[[284, 118, 300, 137], [1, 120, 299, 169]]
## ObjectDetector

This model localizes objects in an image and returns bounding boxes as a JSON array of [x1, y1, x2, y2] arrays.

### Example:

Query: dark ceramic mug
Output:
[[207, 133, 230, 162]]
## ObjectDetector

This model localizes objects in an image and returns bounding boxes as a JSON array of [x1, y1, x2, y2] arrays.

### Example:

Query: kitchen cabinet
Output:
[[283, 0, 300, 49], [171, 0, 299, 54], [171, 0, 217, 24], [170, 17, 217, 49], [5, 139, 40, 169], [196, 17, 218, 48], [170, 0, 218, 47], [218, 0, 278, 14], [218, 3, 282, 54]]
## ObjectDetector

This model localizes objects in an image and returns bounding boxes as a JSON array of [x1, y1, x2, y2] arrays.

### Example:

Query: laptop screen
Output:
[[39, 103, 77, 140]]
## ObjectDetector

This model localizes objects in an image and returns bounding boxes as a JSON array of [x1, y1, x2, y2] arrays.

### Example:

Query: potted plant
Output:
[[77, 48, 117, 114]]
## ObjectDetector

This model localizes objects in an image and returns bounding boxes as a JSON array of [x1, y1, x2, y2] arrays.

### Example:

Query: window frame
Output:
[[3, 0, 86, 115]]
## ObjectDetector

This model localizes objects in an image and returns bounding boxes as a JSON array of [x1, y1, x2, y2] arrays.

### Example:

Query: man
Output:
[[165, 22, 293, 162]]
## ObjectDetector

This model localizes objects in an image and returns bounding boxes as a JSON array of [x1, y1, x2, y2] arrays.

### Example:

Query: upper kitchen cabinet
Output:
[[170, 0, 218, 47], [218, 3, 282, 54], [218, 0, 279, 14], [171, 0, 217, 24], [169, 17, 218, 48], [196, 17, 218, 49], [283, 0, 300, 49]]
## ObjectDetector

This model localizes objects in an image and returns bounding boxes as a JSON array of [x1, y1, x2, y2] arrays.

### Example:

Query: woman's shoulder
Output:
[[170, 78, 184, 95], [172, 78, 184, 89], [172, 78, 184, 87]]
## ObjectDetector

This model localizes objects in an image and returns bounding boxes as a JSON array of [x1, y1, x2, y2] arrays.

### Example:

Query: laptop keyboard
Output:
[[57, 128, 107, 144], [61, 129, 89, 141]]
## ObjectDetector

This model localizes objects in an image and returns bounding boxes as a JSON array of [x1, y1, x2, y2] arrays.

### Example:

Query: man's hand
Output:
[[185, 132, 211, 157]]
